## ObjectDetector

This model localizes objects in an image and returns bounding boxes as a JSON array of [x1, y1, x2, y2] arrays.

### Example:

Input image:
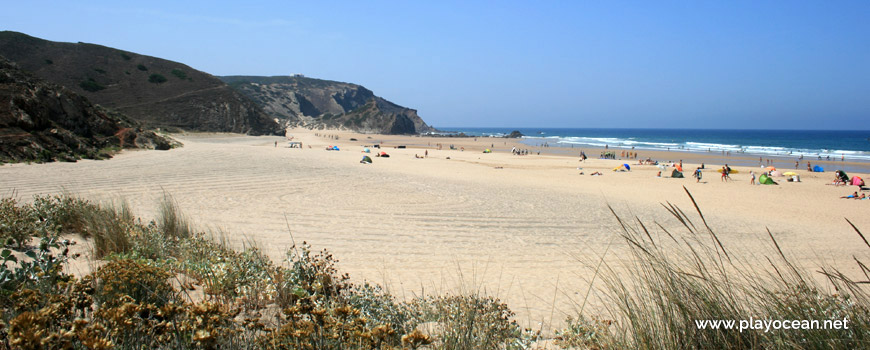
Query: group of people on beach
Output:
[[511, 147, 533, 155], [841, 192, 868, 200]]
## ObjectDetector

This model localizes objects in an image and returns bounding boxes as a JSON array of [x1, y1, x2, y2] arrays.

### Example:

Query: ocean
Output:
[[436, 127, 870, 172]]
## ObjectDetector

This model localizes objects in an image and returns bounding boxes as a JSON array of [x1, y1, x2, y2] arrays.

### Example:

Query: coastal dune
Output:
[[1, 130, 867, 328]]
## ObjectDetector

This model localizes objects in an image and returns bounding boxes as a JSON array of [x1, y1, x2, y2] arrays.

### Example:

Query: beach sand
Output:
[[2, 129, 868, 329]]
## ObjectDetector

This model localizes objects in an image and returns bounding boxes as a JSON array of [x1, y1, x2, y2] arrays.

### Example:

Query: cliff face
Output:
[[221, 76, 434, 135], [0, 57, 173, 163], [0, 31, 283, 136]]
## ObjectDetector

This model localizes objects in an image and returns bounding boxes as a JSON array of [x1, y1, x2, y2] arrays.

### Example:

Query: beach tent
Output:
[[364, 148, 371, 153], [770, 170, 783, 177], [483, 149, 492, 153], [852, 176, 865, 186], [671, 169, 684, 178], [360, 156, 372, 164], [765, 166, 777, 172], [813, 165, 824, 172], [759, 174, 777, 185], [836, 170, 849, 183], [379, 152, 390, 158], [623, 164, 631, 171], [333, 146, 340, 151]]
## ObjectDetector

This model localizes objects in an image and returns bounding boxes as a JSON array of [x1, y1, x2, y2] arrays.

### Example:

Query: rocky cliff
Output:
[[0, 31, 283, 136], [0, 57, 173, 163], [220, 75, 434, 135]]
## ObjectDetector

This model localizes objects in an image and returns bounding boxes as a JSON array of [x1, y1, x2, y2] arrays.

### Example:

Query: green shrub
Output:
[[120, 53, 132, 61], [0, 237, 77, 297], [137, 64, 148, 71], [0, 197, 39, 248], [79, 79, 105, 92], [409, 294, 521, 349], [148, 73, 167, 84], [170, 68, 187, 80]]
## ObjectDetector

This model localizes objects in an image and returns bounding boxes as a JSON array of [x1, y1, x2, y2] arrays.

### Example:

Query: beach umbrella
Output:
[[765, 166, 777, 172], [770, 170, 783, 177], [783, 171, 798, 176], [623, 164, 631, 171], [364, 148, 370, 153]]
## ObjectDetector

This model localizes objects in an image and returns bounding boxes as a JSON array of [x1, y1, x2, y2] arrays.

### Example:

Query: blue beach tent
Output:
[[623, 164, 631, 171], [813, 165, 824, 172]]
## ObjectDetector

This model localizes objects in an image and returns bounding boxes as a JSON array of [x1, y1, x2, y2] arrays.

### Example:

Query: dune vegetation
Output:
[[1, 190, 867, 349]]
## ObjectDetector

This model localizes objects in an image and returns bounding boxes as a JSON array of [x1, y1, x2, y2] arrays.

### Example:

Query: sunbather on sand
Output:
[[841, 191, 858, 199]]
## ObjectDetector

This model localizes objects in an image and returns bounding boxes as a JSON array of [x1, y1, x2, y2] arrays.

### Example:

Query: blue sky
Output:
[[2, 1, 868, 129]]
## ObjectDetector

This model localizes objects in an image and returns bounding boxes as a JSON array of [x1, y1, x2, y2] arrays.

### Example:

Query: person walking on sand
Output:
[[693, 167, 702, 183], [750, 171, 756, 185], [721, 167, 729, 182]]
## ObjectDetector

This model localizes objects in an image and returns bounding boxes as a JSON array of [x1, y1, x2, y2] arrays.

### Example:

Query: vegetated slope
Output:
[[221, 75, 434, 135], [0, 31, 283, 136], [0, 56, 174, 163]]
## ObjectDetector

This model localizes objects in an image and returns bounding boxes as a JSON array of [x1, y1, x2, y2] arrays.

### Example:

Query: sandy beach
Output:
[[2, 129, 868, 329]]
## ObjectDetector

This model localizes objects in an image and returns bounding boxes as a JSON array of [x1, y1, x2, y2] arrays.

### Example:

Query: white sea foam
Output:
[[521, 135, 870, 161]]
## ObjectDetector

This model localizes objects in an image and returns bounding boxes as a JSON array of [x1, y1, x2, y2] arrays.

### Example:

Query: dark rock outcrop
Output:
[[506, 130, 524, 138], [221, 75, 434, 135], [0, 56, 173, 163], [0, 31, 283, 136]]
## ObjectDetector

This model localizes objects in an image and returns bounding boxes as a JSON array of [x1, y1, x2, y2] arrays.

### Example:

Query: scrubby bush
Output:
[[136, 64, 148, 71], [87, 259, 179, 308], [79, 79, 105, 92], [170, 68, 187, 80], [0, 197, 39, 248], [148, 73, 167, 84]]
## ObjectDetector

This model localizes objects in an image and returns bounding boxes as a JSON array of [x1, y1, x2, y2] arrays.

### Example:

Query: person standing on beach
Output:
[[693, 167, 702, 183], [750, 171, 756, 185]]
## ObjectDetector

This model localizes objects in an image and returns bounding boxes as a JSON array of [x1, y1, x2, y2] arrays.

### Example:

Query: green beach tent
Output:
[[759, 174, 777, 185], [671, 169, 684, 178]]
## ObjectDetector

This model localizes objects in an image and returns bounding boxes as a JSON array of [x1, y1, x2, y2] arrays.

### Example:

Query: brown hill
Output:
[[220, 76, 434, 135], [0, 31, 283, 136], [0, 56, 174, 163]]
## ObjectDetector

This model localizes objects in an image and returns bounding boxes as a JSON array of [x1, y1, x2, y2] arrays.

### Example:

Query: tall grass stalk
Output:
[[158, 193, 192, 239]]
